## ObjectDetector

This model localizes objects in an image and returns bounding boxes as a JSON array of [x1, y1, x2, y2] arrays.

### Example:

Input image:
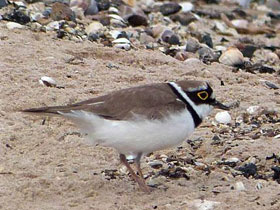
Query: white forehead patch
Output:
[[187, 84, 208, 92]]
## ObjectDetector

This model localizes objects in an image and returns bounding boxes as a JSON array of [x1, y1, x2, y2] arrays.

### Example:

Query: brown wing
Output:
[[23, 83, 186, 120]]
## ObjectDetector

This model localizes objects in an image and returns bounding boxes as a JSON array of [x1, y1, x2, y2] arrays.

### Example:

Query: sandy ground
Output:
[[1, 24, 280, 210]]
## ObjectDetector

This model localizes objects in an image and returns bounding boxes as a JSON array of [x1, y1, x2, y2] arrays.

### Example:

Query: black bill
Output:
[[212, 100, 230, 110]]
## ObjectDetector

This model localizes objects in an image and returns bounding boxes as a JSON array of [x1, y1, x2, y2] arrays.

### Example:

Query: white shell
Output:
[[112, 38, 130, 44], [225, 157, 240, 163], [39, 76, 57, 87], [6, 22, 25, 30], [46, 21, 61, 30], [214, 45, 227, 51], [219, 47, 244, 66], [184, 58, 203, 65], [231, 19, 248, 28], [266, 52, 279, 64], [246, 106, 260, 115], [179, 2, 194, 12], [215, 111, 231, 124], [108, 6, 119, 14], [109, 14, 125, 23], [110, 18, 127, 27], [109, 30, 122, 39], [114, 43, 131, 50], [235, 181, 246, 191], [85, 21, 104, 35]]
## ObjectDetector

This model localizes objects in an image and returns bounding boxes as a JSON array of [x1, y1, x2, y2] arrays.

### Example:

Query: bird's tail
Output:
[[22, 105, 77, 116]]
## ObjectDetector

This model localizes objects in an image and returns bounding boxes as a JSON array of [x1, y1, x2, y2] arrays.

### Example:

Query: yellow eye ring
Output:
[[197, 91, 208, 100]]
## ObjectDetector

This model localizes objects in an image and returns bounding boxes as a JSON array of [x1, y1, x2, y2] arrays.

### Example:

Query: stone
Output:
[[6, 22, 25, 30], [235, 181, 246, 191], [160, 3, 181, 16], [85, 21, 104, 35], [51, 2, 75, 21], [0, 0, 7, 8]]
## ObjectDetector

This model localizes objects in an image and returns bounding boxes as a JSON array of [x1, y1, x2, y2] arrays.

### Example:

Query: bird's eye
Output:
[[197, 91, 208, 100]]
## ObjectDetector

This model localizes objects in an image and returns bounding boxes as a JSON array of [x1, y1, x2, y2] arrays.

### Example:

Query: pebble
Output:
[[246, 106, 261, 115], [198, 47, 219, 63], [149, 160, 163, 169], [189, 199, 220, 210], [85, 21, 104, 35], [147, 176, 166, 187], [185, 38, 200, 53], [266, 52, 279, 64], [85, 0, 99, 15], [215, 111, 232, 124], [235, 181, 246, 191], [6, 22, 25, 30], [237, 163, 257, 178], [160, 3, 181, 16], [51, 2, 75, 21], [39, 76, 57, 87], [264, 81, 279, 89], [0, 0, 7, 8], [225, 157, 240, 164], [256, 182, 263, 190]]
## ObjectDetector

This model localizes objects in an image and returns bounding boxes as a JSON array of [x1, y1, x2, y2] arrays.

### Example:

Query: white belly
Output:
[[61, 110, 195, 158]]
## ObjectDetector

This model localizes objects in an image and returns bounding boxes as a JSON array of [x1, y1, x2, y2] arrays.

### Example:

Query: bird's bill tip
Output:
[[212, 100, 230, 110]]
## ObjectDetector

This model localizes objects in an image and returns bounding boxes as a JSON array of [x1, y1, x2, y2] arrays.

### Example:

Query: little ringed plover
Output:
[[23, 80, 229, 192]]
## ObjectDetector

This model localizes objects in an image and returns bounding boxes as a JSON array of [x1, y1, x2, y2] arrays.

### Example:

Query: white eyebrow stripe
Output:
[[168, 82, 200, 115]]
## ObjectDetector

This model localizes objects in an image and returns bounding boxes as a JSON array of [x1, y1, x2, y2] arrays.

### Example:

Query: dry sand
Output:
[[1, 25, 280, 210]]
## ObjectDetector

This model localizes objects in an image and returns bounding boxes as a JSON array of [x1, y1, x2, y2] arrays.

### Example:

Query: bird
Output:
[[23, 80, 229, 192]]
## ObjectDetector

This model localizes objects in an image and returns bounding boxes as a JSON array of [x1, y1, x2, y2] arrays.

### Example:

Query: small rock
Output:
[[88, 33, 99, 41], [161, 30, 180, 45], [225, 157, 240, 166], [6, 22, 25, 30], [0, 0, 7, 8], [4, 10, 31, 25], [215, 111, 232, 124], [235, 181, 246, 191], [189, 199, 220, 210], [139, 33, 155, 45], [236, 44, 257, 59], [85, 21, 104, 35], [170, 12, 197, 26], [184, 58, 203, 65], [266, 52, 279, 64], [85, 0, 99, 15], [272, 166, 280, 181], [201, 34, 213, 48], [147, 176, 166, 187], [149, 160, 163, 169], [246, 106, 261, 115], [256, 182, 263, 190], [264, 81, 279, 89], [96, 0, 110, 11], [185, 38, 200, 53], [237, 163, 257, 178], [51, 2, 75, 21], [119, 5, 148, 27], [159, 167, 189, 179], [160, 3, 181, 16], [198, 47, 219, 63]]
